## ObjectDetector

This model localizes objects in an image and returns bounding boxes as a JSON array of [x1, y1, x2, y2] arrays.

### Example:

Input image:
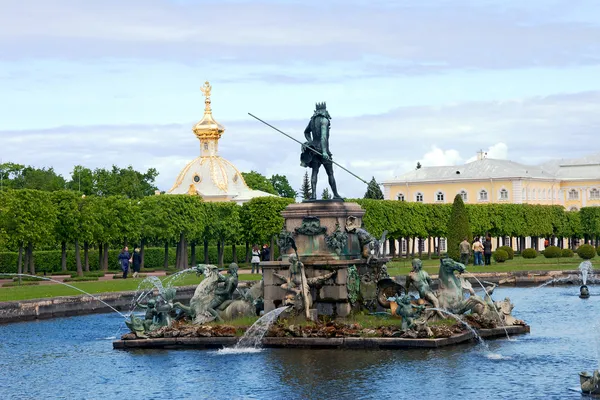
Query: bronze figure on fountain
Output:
[[300, 102, 342, 200]]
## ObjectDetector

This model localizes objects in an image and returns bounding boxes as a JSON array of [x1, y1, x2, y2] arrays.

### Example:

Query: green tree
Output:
[[0, 190, 58, 274], [447, 194, 472, 261], [364, 177, 384, 199], [321, 188, 331, 200], [66, 166, 95, 195], [51, 191, 82, 272], [301, 171, 312, 200], [269, 174, 297, 198], [242, 197, 294, 255], [3, 164, 66, 191], [93, 165, 158, 198], [241, 171, 277, 195]]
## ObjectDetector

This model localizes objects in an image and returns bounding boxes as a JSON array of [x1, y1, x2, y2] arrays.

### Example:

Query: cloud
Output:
[[1, 0, 600, 73], [2, 90, 599, 198], [465, 142, 509, 163]]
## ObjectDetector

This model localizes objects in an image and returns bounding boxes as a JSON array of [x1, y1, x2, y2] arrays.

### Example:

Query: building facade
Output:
[[167, 82, 275, 204], [381, 151, 600, 255]]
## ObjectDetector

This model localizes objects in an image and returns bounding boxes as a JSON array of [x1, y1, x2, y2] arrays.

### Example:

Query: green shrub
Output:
[[493, 249, 508, 263], [63, 276, 99, 282], [577, 244, 597, 260], [69, 271, 105, 278], [12, 276, 44, 282], [522, 248, 538, 259], [543, 246, 562, 258], [561, 248, 574, 257], [446, 195, 472, 261], [2, 281, 40, 287], [497, 246, 514, 260], [112, 274, 147, 279]]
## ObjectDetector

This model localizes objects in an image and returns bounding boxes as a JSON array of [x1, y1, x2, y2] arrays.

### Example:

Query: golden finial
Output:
[[201, 81, 212, 113]]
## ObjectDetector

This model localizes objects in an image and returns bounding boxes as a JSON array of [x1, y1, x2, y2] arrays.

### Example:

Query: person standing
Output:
[[132, 248, 142, 278], [483, 237, 493, 266], [118, 246, 131, 279], [251, 245, 261, 274], [459, 237, 471, 265], [261, 244, 270, 262], [472, 237, 483, 266]]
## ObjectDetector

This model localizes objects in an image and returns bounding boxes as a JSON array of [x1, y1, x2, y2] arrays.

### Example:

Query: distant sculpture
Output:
[[345, 216, 385, 263], [405, 258, 444, 319], [437, 258, 484, 314], [300, 102, 341, 200], [580, 285, 590, 299], [126, 288, 177, 337], [324, 222, 348, 256], [273, 262, 336, 313], [388, 295, 426, 329], [580, 370, 600, 395]]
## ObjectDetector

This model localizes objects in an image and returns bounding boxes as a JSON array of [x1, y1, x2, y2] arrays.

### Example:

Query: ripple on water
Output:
[[213, 347, 264, 355]]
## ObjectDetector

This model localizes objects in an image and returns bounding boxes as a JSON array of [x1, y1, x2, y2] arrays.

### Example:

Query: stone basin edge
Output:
[[112, 325, 529, 350]]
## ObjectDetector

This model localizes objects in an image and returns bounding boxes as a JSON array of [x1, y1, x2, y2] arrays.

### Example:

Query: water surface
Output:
[[0, 287, 597, 399]]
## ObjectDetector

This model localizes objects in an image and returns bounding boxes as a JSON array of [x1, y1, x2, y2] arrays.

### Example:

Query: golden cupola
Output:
[[194, 81, 226, 157], [166, 82, 275, 204]]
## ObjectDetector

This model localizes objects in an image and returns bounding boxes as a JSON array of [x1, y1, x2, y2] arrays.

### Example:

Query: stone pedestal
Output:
[[280, 201, 365, 261], [262, 201, 388, 319]]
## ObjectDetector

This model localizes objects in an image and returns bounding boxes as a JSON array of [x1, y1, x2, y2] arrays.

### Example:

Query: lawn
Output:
[[386, 255, 585, 276], [0, 272, 262, 302]]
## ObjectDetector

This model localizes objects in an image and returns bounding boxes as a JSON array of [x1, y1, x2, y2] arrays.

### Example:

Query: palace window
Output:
[[532, 189, 536, 200], [541, 189, 545, 200], [522, 188, 526, 200], [415, 192, 424, 202], [439, 238, 446, 252], [397, 193, 405, 201], [418, 238, 425, 252], [570, 206, 578, 211], [499, 188, 509, 200], [591, 188, 600, 200], [436, 191, 444, 202], [479, 190, 488, 201], [401, 239, 407, 253], [459, 190, 467, 201], [568, 189, 579, 200], [547, 189, 551, 200]]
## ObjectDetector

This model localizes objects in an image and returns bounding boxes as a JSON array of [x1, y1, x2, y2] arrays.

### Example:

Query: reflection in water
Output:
[[0, 287, 597, 399]]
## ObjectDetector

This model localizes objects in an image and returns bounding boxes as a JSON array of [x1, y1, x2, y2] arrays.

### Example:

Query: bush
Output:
[[63, 276, 99, 282], [561, 248, 574, 258], [446, 195, 472, 261], [577, 244, 597, 260], [2, 281, 40, 287], [112, 274, 147, 279], [522, 248, 538, 259], [497, 246, 514, 260], [543, 246, 562, 259], [69, 271, 105, 278], [12, 276, 44, 282], [493, 249, 508, 263]]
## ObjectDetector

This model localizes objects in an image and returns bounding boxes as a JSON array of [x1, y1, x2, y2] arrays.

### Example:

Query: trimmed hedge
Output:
[[493, 249, 508, 263], [561, 248, 574, 257], [543, 246, 562, 259], [3, 281, 40, 287], [577, 244, 597, 260], [63, 276, 99, 282], [497, 246, 514, 260], [522, 248, 538, 259], [0, 245, 267, 274]]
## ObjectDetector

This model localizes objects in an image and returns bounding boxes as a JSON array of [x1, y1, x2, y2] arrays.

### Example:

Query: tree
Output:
[[241, 171, 277, 195], [52, 191, 82, 272], [66, 166, 95, 195], [270, 174, 297, 198], [2, 164, 66, 191], [93, 165, 158, 198], [447, 194, 472, 261], [321, 188, 331, 200], [363, 177, 384, 199], [416, 162, 422, 170], [301, 171, 312, 200]]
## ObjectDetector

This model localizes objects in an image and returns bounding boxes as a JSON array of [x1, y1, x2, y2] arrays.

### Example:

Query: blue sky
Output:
[[1, 0, 599, 197]]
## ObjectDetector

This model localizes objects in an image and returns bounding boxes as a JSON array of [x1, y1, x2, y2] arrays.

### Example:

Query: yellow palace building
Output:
[[382, 151, 600, 254]]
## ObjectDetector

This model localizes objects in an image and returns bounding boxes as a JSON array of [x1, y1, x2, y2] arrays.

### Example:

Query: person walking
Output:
[[251, 245, 261, 274], [118, 246, 131, 279], [483, 237, 493, 266], [132, 248, 141, 278], [472, 237, 483, 266], [459, 237, 471, 265]]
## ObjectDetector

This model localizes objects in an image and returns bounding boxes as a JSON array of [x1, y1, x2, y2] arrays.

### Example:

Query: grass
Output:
[[344, 313, 402, 328], [0, 272, 262, 302], [386, 255, 585, 276]]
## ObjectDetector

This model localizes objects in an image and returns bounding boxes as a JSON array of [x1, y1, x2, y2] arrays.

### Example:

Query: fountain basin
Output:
[[112, 325, 529, 350]]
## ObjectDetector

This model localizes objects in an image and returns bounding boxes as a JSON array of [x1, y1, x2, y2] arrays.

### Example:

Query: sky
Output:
[[1, 0, 600, 197]]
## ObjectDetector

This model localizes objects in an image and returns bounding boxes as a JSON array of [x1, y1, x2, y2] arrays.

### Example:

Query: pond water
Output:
[[0, 287, 598, 399]]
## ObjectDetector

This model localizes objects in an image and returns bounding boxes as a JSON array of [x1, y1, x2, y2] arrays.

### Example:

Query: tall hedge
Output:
[[447, 194, 472, 261]]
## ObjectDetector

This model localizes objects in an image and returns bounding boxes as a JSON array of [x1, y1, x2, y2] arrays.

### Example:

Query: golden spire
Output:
[[193, 81, 225, 150]]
